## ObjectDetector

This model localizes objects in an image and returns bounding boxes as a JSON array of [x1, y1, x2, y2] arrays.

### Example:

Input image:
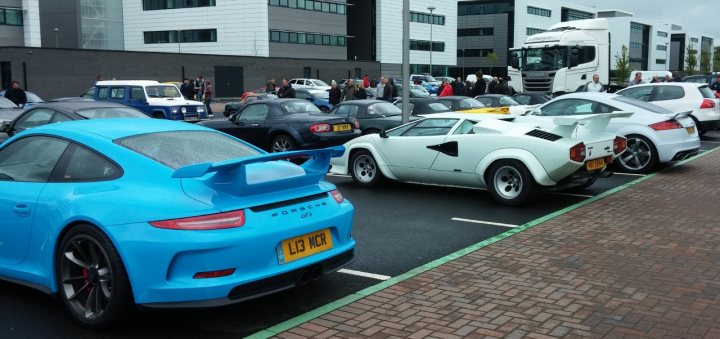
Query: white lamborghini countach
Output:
[[330, 112, 629, 206]]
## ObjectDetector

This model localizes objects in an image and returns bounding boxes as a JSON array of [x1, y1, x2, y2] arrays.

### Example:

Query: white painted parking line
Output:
[[613, 172, 646, 177], [338, 269, 391, 281], [451, 217, 519, 228], [326, 173, 351, 178]]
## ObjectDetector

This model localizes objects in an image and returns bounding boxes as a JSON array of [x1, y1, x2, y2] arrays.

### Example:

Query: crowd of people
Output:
[[179, 75, 214, 117]]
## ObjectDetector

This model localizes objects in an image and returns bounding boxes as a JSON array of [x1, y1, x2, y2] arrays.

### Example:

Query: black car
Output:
[[0, 101, 149, 142], [223, 93, 278, 117], [393, 97, 453, 116], [512, 92, 552, 105], [474, 94, 522, 107], [0, 97, 23, 124], [683, 73, 720, 85], [199, 99, 360, 152], [328, 99, 418, 134]]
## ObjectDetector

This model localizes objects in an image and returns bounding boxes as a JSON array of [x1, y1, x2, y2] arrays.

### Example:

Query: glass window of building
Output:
[[527, 6, 551, 17]]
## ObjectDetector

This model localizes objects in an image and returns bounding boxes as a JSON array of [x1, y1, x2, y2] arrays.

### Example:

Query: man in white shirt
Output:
[[629, 72, 644, 86], [586, 74, 604, 92]]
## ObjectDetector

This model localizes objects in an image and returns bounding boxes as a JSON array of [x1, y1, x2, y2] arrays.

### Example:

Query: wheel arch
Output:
[[477, 149, 555, 187], [347, 144, 398, 180], [266, 129, 301, 148]]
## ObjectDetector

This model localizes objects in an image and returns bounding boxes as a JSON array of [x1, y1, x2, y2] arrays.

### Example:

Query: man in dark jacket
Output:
[[4, 81, 27, 107], [277, 78, 295, 98], [381, 77, 394, 102], [470, 71, 486, 97]]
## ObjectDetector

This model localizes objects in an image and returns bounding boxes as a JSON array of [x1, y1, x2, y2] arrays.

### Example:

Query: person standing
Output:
[[343, 79, 356, 101], [470, 71, 486, 97], [329, 80, 342, 105], [438, 81, 453, 97], [180, 78, 195, 99], [586, 74, 604, 92], [381, 77, 394, 102], [266, 79, 276, 93], [203, 80, 214, 117], [629, 72, 644, 86], [710, 75, 720, 92], [3, 80, 27, 107], [452, 77, 465, 96], [277, 78, 295, 98], [356, 83, 367, 99], [376, 76, 385, 99], [650, 76, 660, 83], [363, 74, 370, 88], [194, 75, 205, 101]]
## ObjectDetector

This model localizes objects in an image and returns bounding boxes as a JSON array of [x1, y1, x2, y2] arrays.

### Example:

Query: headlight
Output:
[[171, 107, 179, 113], [181, 107, 187, 114], [197, 106, 205, 113]]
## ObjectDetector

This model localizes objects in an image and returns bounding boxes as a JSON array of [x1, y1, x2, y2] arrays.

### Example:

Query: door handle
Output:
[[13, 204, 31, 217], [251, 123, 260, 127]]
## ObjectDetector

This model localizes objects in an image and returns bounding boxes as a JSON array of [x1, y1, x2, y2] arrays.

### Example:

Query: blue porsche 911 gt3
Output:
[[0, 119, 355, 328]]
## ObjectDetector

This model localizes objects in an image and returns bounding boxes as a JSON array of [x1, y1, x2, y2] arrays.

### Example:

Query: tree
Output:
[[486, 51, 499, 66], [714, 47, 720, 72], [700, 51, 711, 74], [685, 43, 697, 76], [614, 44, 631, 84]]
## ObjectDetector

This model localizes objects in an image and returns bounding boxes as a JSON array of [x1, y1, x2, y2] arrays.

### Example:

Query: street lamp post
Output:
[[428, 6, 435, 76], [665, 42, 670, 71], [53, 28, 59, 48], [462, 48, 465, 80]]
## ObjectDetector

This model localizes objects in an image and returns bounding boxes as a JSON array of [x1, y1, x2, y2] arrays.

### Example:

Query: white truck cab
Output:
[[508, 19, 610, 96]]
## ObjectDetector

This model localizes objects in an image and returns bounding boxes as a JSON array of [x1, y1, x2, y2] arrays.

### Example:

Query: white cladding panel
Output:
[[22, 0, 41, 47], [123, 0, 269, 56], [377, 0, 457, 66]]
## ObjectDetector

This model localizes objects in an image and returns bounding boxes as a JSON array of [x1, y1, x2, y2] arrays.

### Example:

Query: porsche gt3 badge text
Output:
[[272, 201, 327, 218]]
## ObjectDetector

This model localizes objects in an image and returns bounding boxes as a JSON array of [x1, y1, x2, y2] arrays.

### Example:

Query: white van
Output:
[[628, 71, 672, 84]]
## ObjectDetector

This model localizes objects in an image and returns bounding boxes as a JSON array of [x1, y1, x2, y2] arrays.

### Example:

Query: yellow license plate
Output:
[[585, 158, 605, 171], [333, 124, 352, 132], [279, 229, 333, 264], [687, 126, 696, 135]]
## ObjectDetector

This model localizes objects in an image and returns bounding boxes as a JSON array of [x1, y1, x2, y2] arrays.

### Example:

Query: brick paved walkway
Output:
[[271, 149, 720, 338]]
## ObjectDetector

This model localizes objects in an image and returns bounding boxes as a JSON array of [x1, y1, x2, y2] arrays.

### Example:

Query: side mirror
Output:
[[0, 121, 10, 133], [569, 47, 580, 68], [510, 52, 520, 69], [379, 130, 388, 138]]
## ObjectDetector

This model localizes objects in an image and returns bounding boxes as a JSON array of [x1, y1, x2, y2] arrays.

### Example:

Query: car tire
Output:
[[56, 224, 133, 330], [616, 134, 659, 174], [690, 116, 707, 136], [486, 160, 538, 206], [320, 106, 330, 113], [271, 134, 296, 153], [350, 150, 384, 187], [151, 112, 165, 119]]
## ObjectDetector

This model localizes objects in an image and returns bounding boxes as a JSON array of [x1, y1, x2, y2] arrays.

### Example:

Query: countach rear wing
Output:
[[172, 146, 345, 194], [551, 111, 633, 136]]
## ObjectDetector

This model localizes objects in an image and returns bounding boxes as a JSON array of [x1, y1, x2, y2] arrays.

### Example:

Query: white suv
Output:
[[288, 78, 331, 91], [616, 82, 720, 135]]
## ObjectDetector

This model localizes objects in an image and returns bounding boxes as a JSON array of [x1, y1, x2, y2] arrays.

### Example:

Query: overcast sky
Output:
[[563, 0, 717, 38]]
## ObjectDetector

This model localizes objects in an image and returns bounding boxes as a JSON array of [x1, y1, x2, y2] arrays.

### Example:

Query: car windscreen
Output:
[[367, 102, 402, 116], [75, 107, 151, 119], [611, 96, 674, 114], [116, 131, 260, 170], [0, 97, 18, 108], [459, 98, 486, 109], [146, 85, 182, 98], [281, 101, 322, 114]]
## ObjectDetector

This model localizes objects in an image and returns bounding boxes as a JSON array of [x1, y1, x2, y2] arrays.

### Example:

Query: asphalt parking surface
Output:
[[1, 131, 718, 338]]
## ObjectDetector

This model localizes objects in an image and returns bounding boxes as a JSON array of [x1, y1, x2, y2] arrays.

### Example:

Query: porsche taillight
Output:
[[570, 142, 586, 162], [309, 123, 331, 133], [613, 136, 627, 155], [150, 210, 245, 230], [649, 120, 683, 131], [330, 189, 344, 204]]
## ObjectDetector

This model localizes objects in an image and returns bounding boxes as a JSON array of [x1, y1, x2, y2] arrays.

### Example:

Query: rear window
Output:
[[76, 107, 150, 119], [367, 102, 401, 116], [281, 101, 321, 114], [116, 131, 260, 169], [698, 86, 715, 99], [612, 96, 673, 114]]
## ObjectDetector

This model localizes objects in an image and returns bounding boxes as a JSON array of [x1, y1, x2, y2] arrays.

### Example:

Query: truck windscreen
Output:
[[520, 47, 568, 71]]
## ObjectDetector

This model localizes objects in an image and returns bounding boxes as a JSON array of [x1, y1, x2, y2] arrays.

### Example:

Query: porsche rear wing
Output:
[[551, 111, 633, 137], [172, 146, 345, 194]]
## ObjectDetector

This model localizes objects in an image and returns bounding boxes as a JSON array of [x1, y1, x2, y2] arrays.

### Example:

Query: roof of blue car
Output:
[[28, 118, 208, 140]]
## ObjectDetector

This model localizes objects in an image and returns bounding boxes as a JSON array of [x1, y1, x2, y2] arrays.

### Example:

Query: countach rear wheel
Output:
[[350, 150, 384, 187], [486, 160, 537, 206], [57, 224, 133, 329], [616, 134, 658, 174]]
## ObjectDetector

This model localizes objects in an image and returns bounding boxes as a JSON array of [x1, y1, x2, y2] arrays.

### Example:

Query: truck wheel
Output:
[[486, 160, 537, 206]]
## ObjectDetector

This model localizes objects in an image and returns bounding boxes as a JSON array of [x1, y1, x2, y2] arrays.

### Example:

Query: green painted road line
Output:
[[249, 147, 717, 339]]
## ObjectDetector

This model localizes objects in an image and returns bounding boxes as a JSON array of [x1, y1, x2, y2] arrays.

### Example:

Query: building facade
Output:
[[0, 0, 40, 48]]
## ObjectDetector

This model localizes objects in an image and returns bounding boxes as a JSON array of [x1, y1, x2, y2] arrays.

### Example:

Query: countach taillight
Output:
[[330, 190, 344, 204], [310, 123, 331, 133], [150, 210, 245, 230], [613, 136, 627, 155], [569, 142, 586, 162], [649, 120, 683, 131]]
